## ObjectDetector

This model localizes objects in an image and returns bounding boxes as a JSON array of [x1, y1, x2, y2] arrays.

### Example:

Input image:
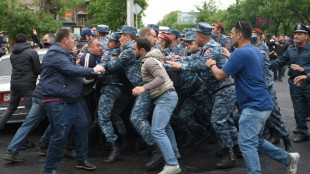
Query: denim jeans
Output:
[[151, 91, 179, 166], [43, 101, 89, 173], [238, 107, 291, 174], [8, 97, 44, 155], [272, 66, 283, 80]]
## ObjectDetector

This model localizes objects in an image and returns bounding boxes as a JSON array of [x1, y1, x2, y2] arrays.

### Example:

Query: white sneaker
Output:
[[158, 165, 181, 174], [287, 153, 300, 174]]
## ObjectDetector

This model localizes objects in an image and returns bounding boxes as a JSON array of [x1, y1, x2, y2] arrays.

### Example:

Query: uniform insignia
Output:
[[297, 24, 301, 30], [204, 48, 212, 56], [169, 52, 175, 55], [101, 54, 107, 61], [120, 50, 125, 57], [182, 50, 186, 56], [224, 42, 230, 49]]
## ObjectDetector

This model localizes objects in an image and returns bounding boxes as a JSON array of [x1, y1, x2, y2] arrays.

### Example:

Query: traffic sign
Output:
[[132, 3, 142, 15], [178, 12, 197, 25]]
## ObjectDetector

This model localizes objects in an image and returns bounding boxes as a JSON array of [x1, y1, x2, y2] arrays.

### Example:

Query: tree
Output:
[[87, 0, 148, 31]]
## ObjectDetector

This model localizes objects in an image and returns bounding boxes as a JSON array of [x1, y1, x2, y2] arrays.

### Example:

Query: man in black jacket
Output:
[[0, 33, 41, 130]]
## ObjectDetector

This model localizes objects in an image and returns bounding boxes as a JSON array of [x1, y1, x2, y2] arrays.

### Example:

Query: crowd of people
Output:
[[1, 21, 309, 174]]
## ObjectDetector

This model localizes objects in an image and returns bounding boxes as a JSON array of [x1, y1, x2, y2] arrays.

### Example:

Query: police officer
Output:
[[250, 35, 293, 152], [147, 24, 159, 37], [212, 23, 232, 52], [164, 28, 187, 56], [156, 33, 171, 56], [97, 24, 110, 52], [77, 28, 97, 55], [270, 23, 310, 143], [168, 23, 239, 169], [96, 32, 129, 163], [105, 26, 163, 170]]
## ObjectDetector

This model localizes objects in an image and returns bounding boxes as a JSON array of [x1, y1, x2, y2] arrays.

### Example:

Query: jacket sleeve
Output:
[[106, 49, 135, 71], [52, 53, 94, 77], [270, 50, 290, 68], [31, 50, 42, 75], [32, 34, 43, 48]]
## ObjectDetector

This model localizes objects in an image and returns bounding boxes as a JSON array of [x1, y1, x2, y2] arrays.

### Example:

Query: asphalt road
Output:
[[0, 72, 309, 174]]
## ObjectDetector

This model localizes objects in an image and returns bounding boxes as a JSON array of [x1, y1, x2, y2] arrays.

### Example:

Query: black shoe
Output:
[[103, 142, 121, 163], [293, 128, 300, 134], [273, 77, 278, 81], [20, 140, 36, 150], [215, 149, 225, 157], [64, 149, 76, 158], [42, 169, 64, 174], [137, 148, 151, 155], [293, 135, 309, 143], [145, 144, 164, 170], [216, 148, 236, 169], [282, 136, 294, 152], [278, 78, 283, 82], [75, 160, 96, 170], [233, 145, 243, 159]]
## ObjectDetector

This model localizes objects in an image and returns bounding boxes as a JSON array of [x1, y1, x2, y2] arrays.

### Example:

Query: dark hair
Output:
[[89, 24, 97, 28], [88, 38, 99, 47], [55, 28, 71, 42], [233, 21, 252, 39], [161, 37, 170, 48], [135, 37, 151, 52], [15, 33, 28, 43], [46, 33, 55, 40], [140, 27, 152, 38]]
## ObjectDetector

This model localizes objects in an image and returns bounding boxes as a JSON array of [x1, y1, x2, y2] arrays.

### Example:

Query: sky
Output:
[[142, 0, 236, 26]]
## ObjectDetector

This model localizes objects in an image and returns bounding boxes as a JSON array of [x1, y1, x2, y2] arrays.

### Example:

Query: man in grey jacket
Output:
[[133, 37, 181, 174]]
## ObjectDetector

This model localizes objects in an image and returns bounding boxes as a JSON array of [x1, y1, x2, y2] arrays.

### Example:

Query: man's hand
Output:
[[172, 55, 184, 61], [93, 65, 105, 74], [294, 75, 307, 86], [76, 58, 80, 65], [33, 28, 37, 35], [111, 56, 117, 61], [166, 61, 182, 69], [221, 47, 231, 59], [269, 51, 277, 57], [132, 86, 145, 96], [206, 59, 216, 68], [291, 64, 304, 72]]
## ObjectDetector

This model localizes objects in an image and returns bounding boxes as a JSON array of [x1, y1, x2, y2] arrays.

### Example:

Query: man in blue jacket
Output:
[[40, 28, 104, 174]]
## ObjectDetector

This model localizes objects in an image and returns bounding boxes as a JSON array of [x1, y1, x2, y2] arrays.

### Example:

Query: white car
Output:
[[0, 48, 47, 123]]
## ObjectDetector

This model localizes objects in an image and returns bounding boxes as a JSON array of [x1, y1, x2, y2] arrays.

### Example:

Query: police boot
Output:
[[282, 136, 294, 152], [103, 142, 121, 163], [145, 144, 164, 170], [233, 144, 243, 159], [216, 148, 236, 169], [119, 135, 130, 152]]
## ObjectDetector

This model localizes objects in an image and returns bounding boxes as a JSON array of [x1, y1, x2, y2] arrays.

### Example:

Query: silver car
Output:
[[0, 48, 47, 123]]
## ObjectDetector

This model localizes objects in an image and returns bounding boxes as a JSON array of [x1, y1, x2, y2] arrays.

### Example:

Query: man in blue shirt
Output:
[[206, 21, 299, 174]]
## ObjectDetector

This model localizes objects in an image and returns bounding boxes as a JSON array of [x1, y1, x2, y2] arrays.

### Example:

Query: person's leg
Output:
[[278, 67, 283, 81], [238, 108, 271, 174], [152, 91, 178, 166], [272, 67, 278, 80], [43, 101, 75, 173], [8, 97, 45, 155], [0, 89, 23, 129], [129, 91, 154, 146]]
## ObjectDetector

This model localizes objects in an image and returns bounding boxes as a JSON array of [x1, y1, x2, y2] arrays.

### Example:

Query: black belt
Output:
[[212, 83, 234, 93], [60, 99, 75, 104]]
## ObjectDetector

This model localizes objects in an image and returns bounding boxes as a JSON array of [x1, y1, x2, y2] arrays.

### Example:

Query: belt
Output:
[[212, 83, 234, 93], [43, 97, 75, 104], [165, 88, 175, 93]]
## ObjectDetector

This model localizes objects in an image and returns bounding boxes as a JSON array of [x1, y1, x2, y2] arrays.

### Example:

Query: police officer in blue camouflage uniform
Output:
[[97, 25, 110, 53], [270, 23, 310, 143], [168, 22, 239, 169], [156, 33, 172, 57], [105, 26, 163, 170], [170, 29, 209, 147], [96, 32, 129, 163], [164, 28, 187, 56], [251, 33, 293, 152], [212, 23, 233, 52]]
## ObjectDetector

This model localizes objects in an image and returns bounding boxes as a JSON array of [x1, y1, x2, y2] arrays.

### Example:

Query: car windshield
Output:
[[0, 58, 12, 76]]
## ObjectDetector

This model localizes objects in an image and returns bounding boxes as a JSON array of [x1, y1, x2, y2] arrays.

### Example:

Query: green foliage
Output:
[[87, 0, 148, 31]]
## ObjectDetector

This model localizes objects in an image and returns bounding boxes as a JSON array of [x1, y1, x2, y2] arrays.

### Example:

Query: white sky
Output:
[[142, 0, 236, 26]]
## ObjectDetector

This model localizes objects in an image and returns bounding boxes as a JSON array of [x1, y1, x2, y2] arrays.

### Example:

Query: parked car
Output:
[[0, 48, 47, 123]]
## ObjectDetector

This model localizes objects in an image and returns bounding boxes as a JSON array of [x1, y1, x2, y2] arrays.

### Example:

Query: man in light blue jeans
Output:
[[206, 21, 299, 174]]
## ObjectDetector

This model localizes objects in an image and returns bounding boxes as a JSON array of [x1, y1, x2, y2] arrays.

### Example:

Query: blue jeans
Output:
[[238, 107, 291, 174], [8, 97, 45, 155], [272, 66, 283, 79], [43, 101, 89, 173], [151, 91, 179, 166]]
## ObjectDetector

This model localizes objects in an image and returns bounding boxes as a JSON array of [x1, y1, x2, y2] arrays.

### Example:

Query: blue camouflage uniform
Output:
[[106, 26, 155, 146], [270, 24, 310, 138], [164, 28, 187, 56], [97, 38, 128, 142], [250, 36, 290, 139], [97, 25, 110, 53], [180, 23, 238, 149], [217, 34, 232, 52]]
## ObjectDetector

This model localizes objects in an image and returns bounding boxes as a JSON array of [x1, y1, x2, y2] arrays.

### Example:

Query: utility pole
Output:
[[126, 0, 134, 27]]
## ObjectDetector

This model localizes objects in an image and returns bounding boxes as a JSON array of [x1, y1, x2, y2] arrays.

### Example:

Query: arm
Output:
[[270, 50, 290, 68], [206, 59, 229, 80], [31, 50, 42, 75]]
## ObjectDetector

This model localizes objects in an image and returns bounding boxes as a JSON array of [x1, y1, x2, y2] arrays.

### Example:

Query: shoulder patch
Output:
[[204, 48, 212, 56]]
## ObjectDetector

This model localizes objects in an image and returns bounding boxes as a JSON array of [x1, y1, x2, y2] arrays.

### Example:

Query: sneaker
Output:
[[158, 165, 181, 174], [279, 78, 283, 82], [287, 153, 300, 174], [3, 151, 25, 162], [76, 160, 96, 170]]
